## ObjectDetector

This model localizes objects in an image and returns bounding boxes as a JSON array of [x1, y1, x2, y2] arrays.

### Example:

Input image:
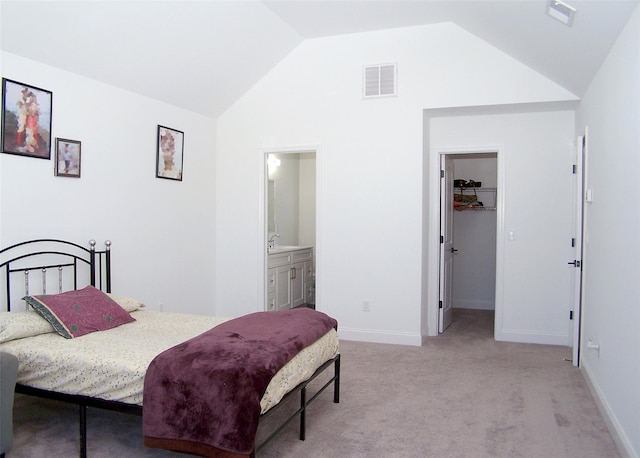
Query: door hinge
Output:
[[440, 235, 444, 244], [440, 169, 444, 178], [439, 300, 443, 309], [572, 164, 577, 174], [571, 237, 575, 247], [569, 310, 574, 320]]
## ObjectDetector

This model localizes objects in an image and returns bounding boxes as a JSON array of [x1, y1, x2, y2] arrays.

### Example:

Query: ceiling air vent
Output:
[[363, 63, 397, 98]]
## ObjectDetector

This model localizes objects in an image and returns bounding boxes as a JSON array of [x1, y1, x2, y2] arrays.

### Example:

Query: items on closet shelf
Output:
[[453, 179, 481, 188], [453, 179, 489, 211]]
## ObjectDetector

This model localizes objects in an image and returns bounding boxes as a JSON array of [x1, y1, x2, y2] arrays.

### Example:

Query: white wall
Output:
[[216, 22, 577, 344], [453, 157, 497, 191], [576, 5, 640, 456], [0, 52, 217, 315]]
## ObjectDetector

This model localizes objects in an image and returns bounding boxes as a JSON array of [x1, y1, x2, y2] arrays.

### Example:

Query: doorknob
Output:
[[568, 260, 581, 267], [451, 248, 458, 253]]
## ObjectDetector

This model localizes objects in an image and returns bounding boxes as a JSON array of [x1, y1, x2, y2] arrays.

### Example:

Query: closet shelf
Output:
[[453, 187, 497, 211], [456, 206, 496, 211], [454, 187, 497, 191]]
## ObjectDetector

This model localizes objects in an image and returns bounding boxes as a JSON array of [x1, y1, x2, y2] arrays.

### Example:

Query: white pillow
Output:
[[0, 311, 55, 343], [107, 294, 146, 312]]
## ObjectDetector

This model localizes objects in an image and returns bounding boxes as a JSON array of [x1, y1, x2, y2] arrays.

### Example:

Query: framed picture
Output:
[[1, 78, 53, 159], [156, 125, 184, 181], [54, 138, 81, 177]]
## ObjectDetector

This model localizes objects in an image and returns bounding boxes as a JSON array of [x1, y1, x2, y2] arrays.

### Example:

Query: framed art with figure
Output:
[[55, 138, 81, 177], [1, 78, 53, 159], [156, 125, 184, 181]]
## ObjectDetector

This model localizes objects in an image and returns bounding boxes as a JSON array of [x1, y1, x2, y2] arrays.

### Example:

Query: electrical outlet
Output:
[[362, 300, 370, 312]]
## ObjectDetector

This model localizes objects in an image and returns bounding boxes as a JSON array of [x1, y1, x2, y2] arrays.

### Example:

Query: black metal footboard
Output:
[[252, 352, 341, 457], [16, 352, 340, 458]]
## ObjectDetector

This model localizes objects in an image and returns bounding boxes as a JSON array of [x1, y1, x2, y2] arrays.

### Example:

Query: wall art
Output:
[[54, 138, 81, 177], [1, 78, 53, 159], [156, 125, 184, 181]]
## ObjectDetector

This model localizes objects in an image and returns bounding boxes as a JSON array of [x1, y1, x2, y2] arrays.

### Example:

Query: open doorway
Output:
[[440, 151, 498, 335], [264, 150, 317, 311]]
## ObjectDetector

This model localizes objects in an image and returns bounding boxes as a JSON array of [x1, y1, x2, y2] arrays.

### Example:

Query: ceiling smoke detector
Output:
[[547, 0, 577, 26]]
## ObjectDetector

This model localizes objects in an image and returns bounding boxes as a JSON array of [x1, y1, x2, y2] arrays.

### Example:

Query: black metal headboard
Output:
[[0, 239, 111, 312]]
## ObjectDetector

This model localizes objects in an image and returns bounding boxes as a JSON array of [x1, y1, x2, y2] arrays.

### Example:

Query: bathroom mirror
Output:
[[265, 152, 316, 247], [267, 179, 276, 233]]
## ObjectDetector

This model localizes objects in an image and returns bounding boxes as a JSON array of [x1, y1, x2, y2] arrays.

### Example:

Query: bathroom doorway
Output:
[[264, 149, 317, 310]]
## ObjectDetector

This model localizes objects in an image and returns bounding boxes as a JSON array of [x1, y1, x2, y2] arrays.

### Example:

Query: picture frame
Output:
[[156, 125, 184, 181], [54, 138, 81, 177], [1, 78, 53, 159]]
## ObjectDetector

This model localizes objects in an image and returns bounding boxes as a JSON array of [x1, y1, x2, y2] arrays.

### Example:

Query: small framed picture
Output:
[[156, 125, 184, 181], [54, 138, 81, 177], [1, 78, 53, 159]]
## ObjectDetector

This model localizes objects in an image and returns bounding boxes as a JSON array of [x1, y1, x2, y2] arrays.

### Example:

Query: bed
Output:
[[0, 239, 340, 457]]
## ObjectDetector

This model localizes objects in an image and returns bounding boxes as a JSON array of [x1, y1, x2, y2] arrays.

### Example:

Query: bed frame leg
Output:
[[79, 404, 87, 458], [334, 354, 341, 403], [299, 386, 306, 441]]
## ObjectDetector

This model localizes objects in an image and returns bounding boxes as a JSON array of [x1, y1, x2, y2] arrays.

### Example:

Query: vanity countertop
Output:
[[268, 245, 312, 254]]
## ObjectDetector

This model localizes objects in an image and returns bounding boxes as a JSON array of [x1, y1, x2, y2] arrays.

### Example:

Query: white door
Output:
[[571, 131, 587, 366], [439, 155, 454, 332], [290, 262, 305, 308], [275, 265, 292, 310]]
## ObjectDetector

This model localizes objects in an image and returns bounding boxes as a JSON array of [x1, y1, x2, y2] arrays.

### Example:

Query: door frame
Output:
[[439, 154, 455, 332], [259, 145, 321, 312], [427, 146, 505, 338], [571, 129, 588, 366]]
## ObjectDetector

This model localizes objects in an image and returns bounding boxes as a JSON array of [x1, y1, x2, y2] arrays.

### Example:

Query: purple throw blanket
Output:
[[142, 308, 338, 457]]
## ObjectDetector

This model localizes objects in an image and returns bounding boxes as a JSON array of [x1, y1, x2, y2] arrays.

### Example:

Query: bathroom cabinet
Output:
[[267, 247, 313, 311]]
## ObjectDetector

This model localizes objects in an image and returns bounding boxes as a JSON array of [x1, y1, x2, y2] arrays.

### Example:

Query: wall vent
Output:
[[363, 63, 397, 98]]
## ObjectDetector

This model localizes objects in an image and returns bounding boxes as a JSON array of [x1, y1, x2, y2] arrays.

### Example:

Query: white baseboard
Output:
[[337, 327, 422, 346], [581, 359, 637, 458], [496, 328, 569, 346], [339, 326, 566, 347]]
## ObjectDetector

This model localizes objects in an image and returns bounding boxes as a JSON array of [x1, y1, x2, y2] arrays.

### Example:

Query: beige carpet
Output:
[[8, 309, 619, 457]]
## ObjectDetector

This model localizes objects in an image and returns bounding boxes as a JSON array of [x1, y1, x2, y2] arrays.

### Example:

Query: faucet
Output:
[[268, 233, 280, 251]]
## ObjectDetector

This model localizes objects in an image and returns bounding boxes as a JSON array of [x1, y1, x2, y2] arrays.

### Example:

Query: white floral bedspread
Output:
[[0, 310, 339, 412]]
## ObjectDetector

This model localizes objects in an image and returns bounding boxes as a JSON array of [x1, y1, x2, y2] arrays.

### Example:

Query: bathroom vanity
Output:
[[267, 246, 314, 311]]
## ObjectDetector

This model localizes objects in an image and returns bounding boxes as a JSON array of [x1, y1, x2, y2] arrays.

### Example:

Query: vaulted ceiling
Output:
[[1, 0, 637, 118]]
